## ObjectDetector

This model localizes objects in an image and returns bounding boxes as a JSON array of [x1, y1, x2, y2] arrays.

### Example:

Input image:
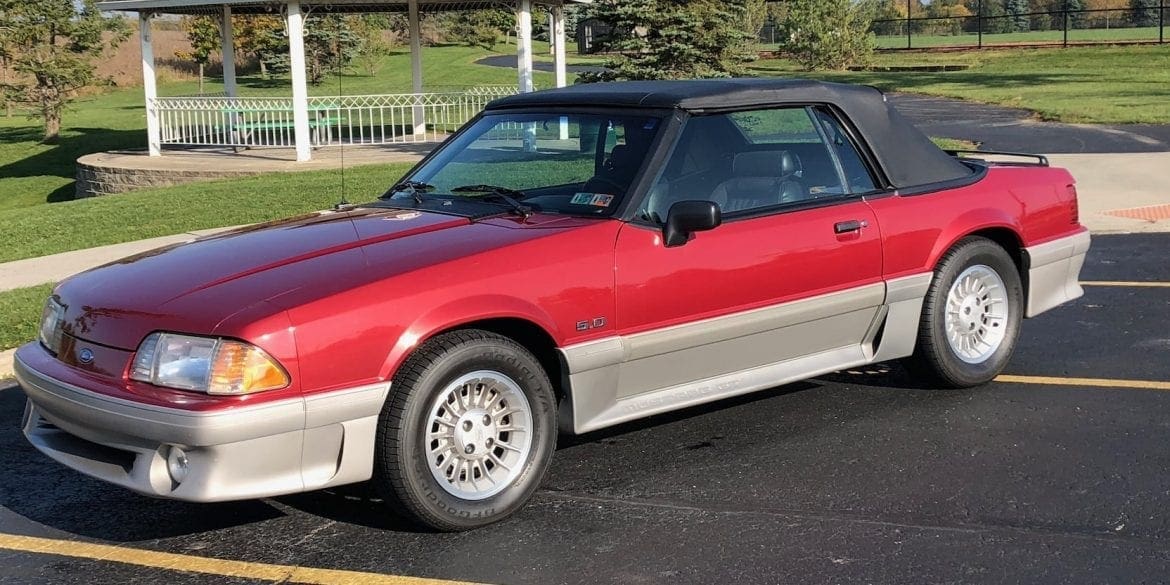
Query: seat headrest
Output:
[[732, 151, 797, 177]]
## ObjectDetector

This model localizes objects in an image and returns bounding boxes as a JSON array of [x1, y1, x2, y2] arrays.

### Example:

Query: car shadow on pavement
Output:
[[0, 387, 286, 542]]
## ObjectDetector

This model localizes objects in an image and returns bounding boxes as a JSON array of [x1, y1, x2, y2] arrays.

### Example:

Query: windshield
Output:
[[388, 111, 664, 216]]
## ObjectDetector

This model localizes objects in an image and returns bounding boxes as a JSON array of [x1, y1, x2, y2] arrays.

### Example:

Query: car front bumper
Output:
[[1024, 229, 1092, 318], [15, 346, 389, 502]]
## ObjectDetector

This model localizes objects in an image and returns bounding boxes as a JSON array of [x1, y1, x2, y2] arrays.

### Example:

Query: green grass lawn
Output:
[[0, 162, 414, 264], [0, 43, 564, 214], [869, 26, 1167, 49], [751, 45, 1170, 124], [0, 283, 54, 353]]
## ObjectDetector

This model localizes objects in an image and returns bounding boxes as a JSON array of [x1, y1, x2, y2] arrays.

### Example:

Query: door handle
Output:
[[834, 219, 868, 234]]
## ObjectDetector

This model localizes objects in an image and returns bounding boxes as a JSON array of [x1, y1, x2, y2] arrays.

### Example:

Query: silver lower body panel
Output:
[[16, 351, 388, 502], [1025, 229, 1091, 318]]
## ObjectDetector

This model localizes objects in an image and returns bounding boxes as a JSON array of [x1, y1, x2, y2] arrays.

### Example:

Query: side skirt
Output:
[[558, 274, 931, 435]]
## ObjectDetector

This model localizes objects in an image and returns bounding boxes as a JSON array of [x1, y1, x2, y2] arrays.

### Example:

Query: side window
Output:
[[727, 109, 821, 144], [813, 109, 879, 194], [639, 107, 849, 222]]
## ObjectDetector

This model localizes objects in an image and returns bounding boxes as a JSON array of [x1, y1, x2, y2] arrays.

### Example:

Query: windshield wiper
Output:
[[450, 185, 533, 219], [381, 180, 435, 204]]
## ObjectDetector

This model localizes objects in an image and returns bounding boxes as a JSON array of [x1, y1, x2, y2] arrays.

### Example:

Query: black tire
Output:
[[904, 236, 1024, 388], [372, 329, 557, 531]]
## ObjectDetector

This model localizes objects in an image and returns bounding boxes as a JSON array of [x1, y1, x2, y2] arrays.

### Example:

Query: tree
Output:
[[580, 0, 756, 82], [235, 15, 285, 79], [350, 15, 397, 78], [261, 15, 360, 85], [1129, 0, 1160, 26], [743, 0, 770, 47], [176, 16, 221, 94], [0, 0, 128, 143], [1005, 0, 1031, 31], [443, 9, 512, 50], [779, 0, 877, 71]]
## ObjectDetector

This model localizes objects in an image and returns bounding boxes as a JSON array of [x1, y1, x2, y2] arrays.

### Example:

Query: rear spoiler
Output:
[[944, 150, 1049, 167]]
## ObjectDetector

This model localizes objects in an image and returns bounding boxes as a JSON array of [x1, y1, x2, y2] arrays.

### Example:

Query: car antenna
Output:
[[332, 15, 349, 211]]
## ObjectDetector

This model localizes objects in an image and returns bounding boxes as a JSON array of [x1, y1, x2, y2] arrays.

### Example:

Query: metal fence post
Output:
[[1161, 0, 1166, 44], [1063, 0, 1069, 47], [906, 0, 912, 48], [978, 0, 984, 48]]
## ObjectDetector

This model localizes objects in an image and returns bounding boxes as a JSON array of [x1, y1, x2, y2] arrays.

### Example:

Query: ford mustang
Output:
[[15, 79, 1089, 531]]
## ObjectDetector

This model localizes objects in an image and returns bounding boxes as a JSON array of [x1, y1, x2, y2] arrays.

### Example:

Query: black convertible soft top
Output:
[[485, 78, 974, 189]]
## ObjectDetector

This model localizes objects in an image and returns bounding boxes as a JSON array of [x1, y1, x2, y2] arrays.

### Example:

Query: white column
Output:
[[553, 4, 568, 139], [517, 0, 534, 93], [408, 0, 425, 137], [287, 0, 311, 161], [140, 12, 161, 157], [220, 5, 237, 98], [549, 12, 556, 55]]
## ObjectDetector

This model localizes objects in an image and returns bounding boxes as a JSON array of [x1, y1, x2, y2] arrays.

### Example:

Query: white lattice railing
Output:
[[153, 86, 518, 149]]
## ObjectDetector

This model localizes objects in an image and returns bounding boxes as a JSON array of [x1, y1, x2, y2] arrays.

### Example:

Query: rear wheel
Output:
[[373, 330, 557, 531], [905, 237, 1024, 388]]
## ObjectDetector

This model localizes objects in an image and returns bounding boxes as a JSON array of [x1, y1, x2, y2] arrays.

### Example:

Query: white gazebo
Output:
[[96, 0, 587, 161]]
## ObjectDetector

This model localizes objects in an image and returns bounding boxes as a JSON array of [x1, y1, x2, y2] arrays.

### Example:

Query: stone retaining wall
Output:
[[75, 159, 263, 198]]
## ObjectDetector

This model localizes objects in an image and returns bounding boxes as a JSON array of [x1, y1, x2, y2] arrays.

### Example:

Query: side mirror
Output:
[[663, 200, 722, 248]]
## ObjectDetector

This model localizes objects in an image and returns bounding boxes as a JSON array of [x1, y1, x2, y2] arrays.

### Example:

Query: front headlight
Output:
[[39, 297, 65, 355], [129, 332, 290, 395]]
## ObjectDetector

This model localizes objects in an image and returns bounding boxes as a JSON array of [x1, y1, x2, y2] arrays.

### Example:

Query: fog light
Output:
[[166, 446, 190, 483]]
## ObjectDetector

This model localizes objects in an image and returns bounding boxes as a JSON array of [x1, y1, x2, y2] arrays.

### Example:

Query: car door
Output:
[[612, 106, 885, 399]]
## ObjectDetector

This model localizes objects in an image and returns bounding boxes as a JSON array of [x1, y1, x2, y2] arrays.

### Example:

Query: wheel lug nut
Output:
[[486, 438, 494, 447], [483, 415, 492, 426], [464, 445, 474, 454], [462, 420, 473, 432]]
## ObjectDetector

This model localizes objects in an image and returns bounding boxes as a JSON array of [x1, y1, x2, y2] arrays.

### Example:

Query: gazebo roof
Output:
[[98, 0, 589, 15]]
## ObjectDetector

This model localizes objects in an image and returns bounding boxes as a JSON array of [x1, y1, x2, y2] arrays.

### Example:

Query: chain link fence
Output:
[[871, 1, 1167, 49]]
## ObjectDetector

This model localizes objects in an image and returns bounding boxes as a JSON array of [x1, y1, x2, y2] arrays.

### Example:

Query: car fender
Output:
[[377, 294, 564, 381], [926, 207, 1024, 272]]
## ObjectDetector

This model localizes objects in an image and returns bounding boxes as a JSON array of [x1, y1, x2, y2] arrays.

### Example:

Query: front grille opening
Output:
[[34, 418, 136, 475]]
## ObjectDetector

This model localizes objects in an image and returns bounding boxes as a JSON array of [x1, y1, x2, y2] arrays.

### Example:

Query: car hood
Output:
[[53, 206, 594, 350]]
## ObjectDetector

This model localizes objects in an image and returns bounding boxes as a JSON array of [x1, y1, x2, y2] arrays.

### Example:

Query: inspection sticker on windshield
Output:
[[572, 193, 614, 207]]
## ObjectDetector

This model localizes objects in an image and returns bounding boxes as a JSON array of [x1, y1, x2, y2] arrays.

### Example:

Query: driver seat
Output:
[[710, 151, 804, 213]]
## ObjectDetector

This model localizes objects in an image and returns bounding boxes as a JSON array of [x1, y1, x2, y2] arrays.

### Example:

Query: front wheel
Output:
[[373, 330, 557, 531], [904, 237, 1024, 388]]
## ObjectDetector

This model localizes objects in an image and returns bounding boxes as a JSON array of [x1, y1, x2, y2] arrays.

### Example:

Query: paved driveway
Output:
[[2, 235, 1169, 584], [890, 93, 1170, 154]]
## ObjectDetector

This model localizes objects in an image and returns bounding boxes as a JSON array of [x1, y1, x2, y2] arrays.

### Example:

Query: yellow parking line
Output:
[[995, 374, 1170, 391], [0, 533, 483, 585], [1082, 281, 1170, 288]]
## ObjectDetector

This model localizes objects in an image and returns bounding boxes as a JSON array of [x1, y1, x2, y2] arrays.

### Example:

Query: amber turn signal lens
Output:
[[207, 340, 290, 395]]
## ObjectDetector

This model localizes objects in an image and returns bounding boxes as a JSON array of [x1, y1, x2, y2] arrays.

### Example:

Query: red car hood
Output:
[[53, 207, 593, 350]]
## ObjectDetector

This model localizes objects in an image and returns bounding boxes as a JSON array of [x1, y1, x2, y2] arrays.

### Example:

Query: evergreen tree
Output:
[[0, 0, 128, 143], [579, 0, 755, 82], [780, 0, 877, 71], [261, 15, 361, 85], [1129, 0, 1159, 26], [1005, 0, 1031, 31], [235, 15, 285, 80]]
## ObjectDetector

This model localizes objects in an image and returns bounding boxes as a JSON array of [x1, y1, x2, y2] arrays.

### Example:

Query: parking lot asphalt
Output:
[[889, 93, 1170, 154], [1, 233, 1168, 585]]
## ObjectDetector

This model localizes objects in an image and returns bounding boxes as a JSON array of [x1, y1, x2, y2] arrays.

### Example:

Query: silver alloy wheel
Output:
[[424, 370, 533, 500], [944, 264, 1010, 364]]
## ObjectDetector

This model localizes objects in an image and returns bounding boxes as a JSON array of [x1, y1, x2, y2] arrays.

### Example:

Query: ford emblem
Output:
[[78, 348, 95, 364]]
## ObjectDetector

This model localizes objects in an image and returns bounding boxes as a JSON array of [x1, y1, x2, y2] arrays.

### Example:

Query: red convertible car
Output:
[[16, 79, 1089, 531]]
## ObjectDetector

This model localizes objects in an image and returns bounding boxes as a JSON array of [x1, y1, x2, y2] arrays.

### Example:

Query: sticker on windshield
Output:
[[589, 194, 614, 207], [572, 193, 615, 207]]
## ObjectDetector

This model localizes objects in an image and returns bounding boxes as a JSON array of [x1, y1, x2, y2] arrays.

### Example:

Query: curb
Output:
[[0, 348, 14, 382]]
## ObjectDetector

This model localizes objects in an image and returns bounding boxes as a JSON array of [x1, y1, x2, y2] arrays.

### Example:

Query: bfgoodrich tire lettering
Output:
[[373, 330, 557, 531], [905, 236, 1024, 388]]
